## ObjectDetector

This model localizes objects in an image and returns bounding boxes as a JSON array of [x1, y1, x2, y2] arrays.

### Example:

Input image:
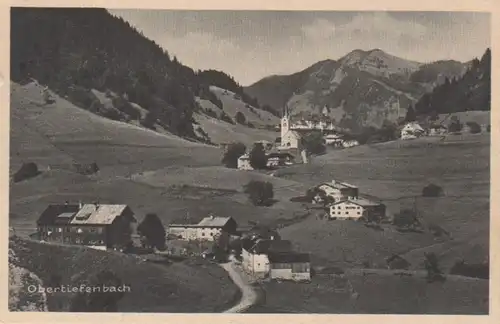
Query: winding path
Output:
[[220, 262, 258, 313]]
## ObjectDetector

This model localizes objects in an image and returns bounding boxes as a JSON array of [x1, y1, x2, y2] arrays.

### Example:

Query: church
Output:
[[279, 105, 303, 150]]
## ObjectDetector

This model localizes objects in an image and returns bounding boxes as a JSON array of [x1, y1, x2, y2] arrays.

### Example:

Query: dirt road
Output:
[[220, 262, 258, 313]]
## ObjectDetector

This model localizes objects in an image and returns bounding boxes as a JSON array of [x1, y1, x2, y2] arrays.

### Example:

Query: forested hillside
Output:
[[10, 8, 267, 140], [414, 48, 491, 116]]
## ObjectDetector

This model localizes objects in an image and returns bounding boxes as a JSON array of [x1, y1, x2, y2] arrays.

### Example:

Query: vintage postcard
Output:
[[1, 0, 497, 323]]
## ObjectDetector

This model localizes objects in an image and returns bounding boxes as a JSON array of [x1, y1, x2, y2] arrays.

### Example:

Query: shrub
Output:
[[235, 111, 246, 124], [466, 121, 481, 134], [220, 112, 235, 124], [424, 252, 445, 282], [422, 183, 443, 197], [249, 143, 267, 170], [13, 162, 40, 183], [449, 260, 489, 279], [137, 213, 166, 250], [221, 142, 246, 168], [246, 122, 255, 128], [243, 180, 274, 206]]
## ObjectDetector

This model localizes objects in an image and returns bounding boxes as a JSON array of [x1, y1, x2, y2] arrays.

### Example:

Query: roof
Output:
[[331, 197, 382, 207], [266, 152, 294, 159], [37, 204, 80, 225], [320, 180, 358, 190], [70, 204, 129, 225], [170, 216, 234, 228], [242, 238, 291, 254], [268, 252, 310, 263], [197, 216, 233, 227], [238, 154, 250, 160], [37, 204, 131, 226]]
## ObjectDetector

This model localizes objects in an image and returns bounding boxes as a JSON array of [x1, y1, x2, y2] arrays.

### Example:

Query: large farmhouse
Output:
[[36, 203, 136, 250], [167, 216, 237, 241], [329, 197, 386, 221]]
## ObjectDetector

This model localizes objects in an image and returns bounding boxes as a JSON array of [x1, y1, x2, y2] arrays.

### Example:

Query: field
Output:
[[9, 237, 239, 312], [250, 271, 488, 314], [275, 134, 490, 271]]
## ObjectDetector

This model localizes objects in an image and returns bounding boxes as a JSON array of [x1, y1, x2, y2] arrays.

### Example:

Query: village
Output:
[[27, 103, 488, 288]]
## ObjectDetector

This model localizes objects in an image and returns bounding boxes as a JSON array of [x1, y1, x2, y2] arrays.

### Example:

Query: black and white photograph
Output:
[[7, 7, 491, 314]]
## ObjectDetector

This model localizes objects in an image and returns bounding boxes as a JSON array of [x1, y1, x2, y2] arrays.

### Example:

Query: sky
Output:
[[109, 10, 490, 86]]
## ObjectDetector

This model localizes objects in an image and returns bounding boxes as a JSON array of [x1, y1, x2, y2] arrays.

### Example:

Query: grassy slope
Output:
[[276, 134, 490, 270], [10, 81, 305, 235], [250, 272, 488, 314], [9, 237, 238, 312]]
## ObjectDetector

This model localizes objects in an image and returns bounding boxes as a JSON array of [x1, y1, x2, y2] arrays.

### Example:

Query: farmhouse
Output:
[[36, 203, 136, 250], [329, 198, 386, 220], [401, 122, 425, 140], [268, 252, 311, 282], [167, 216, 237, 241], [241, 237, 292, 278], [237, 153, 253, 170], [317, 180, 359, 203]]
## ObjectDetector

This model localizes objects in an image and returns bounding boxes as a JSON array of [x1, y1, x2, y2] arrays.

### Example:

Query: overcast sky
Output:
[[108, 10, 490, 86]]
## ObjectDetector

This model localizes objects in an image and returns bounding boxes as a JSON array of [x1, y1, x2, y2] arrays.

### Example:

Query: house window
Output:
[[75, 238, 82, 244], [201, 233, 205, 237], [96, 227, 103, 234], [357, 212, 361, 215], [65, 227, 71, 233], [57, 228, 62, 232]]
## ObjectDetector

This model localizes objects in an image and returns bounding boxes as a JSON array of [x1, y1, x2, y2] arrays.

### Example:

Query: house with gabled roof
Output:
[[167, 215, 237, 241], [36, 202, 136, 250], [328, 197, 386, 221]]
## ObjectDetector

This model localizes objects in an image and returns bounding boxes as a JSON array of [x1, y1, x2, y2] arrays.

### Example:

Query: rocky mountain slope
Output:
[[245, 49, 471, 131]]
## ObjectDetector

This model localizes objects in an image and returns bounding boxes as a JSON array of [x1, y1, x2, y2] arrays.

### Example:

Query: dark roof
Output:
[[268, 252, 310, 263], [37, 204, 80, 225], [266, 152, 295, 159], [242, 238, 292, 254]]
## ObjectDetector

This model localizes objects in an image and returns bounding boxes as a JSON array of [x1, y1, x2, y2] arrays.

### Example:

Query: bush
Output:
[[243, 180, 274, 206], [424, 252, 445, 282], [249, 143, 267, 169], [137, 213, 166, 250], [235, 111, 246, 125], [466, 121, 481, 134], [246, 122, 255, 128], [422, 183, 443, 197], [220, 112, 235, 124], [13, 162, 40, 183], [449, 260, 489, 279], [221, 142, 246, 168]]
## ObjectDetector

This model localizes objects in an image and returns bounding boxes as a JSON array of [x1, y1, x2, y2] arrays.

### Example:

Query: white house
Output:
[[167, 216, 237, 241], [237, 153, 253, 170], [401, 122, 425, 140], [329, 198, 386, 220], [241, 237, 292, 278], [324, 133, 344, 147], [428, 124, 448, 136]]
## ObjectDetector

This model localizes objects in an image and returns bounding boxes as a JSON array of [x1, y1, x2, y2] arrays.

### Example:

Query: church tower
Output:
[[281, 104, 290, 140]]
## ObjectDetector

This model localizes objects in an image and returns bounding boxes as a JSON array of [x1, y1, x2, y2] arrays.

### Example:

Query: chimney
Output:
[[210, 214, 214, 220], [78, 201, 83, 209], [65, 201, 69, 206]]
